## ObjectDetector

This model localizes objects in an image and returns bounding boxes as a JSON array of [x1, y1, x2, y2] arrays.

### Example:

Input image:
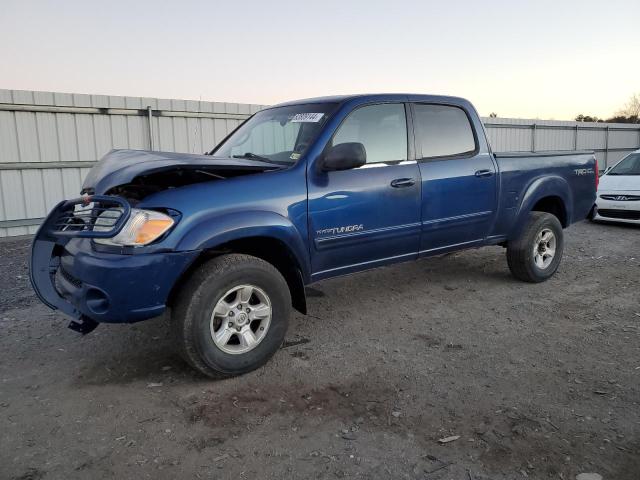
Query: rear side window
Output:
[[332, 103, 407, 163], [413, 104, 476, 159]]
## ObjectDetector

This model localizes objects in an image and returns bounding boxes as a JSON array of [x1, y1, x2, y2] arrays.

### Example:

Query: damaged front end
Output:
[[30, 194, 200, 333], [30, 149, 274, 333], [30, 195, 131, 334], [82, 149, 281, 201]]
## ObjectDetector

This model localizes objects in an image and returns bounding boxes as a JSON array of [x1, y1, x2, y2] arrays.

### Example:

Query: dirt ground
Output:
[[0, 220, 638, 480]]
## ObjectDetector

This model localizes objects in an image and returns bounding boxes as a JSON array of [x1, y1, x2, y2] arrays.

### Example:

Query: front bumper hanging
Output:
[[29, 195, 199, 333], [29, 195, 131, 334]]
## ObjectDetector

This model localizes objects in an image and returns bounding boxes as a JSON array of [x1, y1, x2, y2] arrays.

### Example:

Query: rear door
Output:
[[411, 103, 498, 254], [307, 103, 422, 280]]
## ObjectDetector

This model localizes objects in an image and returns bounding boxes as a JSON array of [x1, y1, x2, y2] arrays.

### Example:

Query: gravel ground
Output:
[[0, 221, 638, 480]]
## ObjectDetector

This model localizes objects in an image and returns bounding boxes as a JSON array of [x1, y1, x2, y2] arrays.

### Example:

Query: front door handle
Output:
[[391, 178, 416, 188], [474, 169, 494, 178]]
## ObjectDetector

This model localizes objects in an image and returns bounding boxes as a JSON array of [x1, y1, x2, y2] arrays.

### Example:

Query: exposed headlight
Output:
[[94, 208, 175, 246]]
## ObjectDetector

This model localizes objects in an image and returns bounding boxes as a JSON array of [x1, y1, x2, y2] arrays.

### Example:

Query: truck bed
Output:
[[490, 149, 597, 238]]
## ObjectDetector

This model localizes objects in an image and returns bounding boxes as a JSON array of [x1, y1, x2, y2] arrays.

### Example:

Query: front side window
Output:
[[608, 153, 640, 175], [332, 103, 408, 163], [413, 104, 476, 159], [213, 103, 337, 165]]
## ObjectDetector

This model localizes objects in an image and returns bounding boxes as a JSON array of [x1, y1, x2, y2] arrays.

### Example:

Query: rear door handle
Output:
[[391, 178, 416, 188], [474, 169, 494, 178]]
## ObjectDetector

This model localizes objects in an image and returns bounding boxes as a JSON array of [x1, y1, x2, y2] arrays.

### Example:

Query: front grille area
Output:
[[597, 209, 640, 220], [600, 194, 640, 201], [55, 202, 122, 234], [49, 195, 130, 238]]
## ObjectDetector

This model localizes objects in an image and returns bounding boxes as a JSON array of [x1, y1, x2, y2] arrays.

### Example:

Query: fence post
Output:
[[147, 106, 154, 151], [531, 123, 537, 152], [604, 125, 609, 169], [574, 124, 579, 150]]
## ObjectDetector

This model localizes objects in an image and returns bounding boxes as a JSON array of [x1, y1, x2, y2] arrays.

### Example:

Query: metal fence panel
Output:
[[1, 89, 639, 237], [0, 88, 264, 236], [482, 117, 639, 172]]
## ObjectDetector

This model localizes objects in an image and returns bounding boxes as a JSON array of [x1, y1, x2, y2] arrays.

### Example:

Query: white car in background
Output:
[[593, 149, 640, 225]]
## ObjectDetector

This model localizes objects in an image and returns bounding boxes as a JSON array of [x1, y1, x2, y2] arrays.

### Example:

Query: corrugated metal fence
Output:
[[483, 117, 640, 169], [0, 89, 265, 237], [1, 89, 639, 237]]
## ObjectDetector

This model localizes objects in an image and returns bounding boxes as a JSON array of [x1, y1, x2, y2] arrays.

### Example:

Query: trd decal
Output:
[[574, 168, 594, 176]]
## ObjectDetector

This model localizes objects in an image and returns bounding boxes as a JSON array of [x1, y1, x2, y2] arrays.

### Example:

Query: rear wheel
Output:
[[506, 212, 564, 283], [173, 254, 291, 378]]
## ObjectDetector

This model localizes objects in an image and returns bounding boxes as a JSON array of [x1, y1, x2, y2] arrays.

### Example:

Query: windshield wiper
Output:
[[233, 152, 273, 162], [232, 152, 292, 166]]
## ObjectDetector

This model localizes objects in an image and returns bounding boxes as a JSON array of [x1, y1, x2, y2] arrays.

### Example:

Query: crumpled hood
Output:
[[598, 173, 640, 192], [83, 149, 280, 194]]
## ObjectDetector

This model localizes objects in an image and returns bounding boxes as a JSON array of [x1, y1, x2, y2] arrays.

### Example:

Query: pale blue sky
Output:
[[1, 0, 638, 119]]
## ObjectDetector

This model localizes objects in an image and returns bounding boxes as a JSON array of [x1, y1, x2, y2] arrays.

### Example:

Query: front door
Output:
[[307, 103, 422, 280], [411, 103, 498, 254]]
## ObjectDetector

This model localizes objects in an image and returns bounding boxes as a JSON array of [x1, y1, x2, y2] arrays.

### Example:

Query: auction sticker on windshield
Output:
[[290, 113, 324, 123]]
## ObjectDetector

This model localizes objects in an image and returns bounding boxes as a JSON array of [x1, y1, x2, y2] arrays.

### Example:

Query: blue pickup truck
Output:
[[30, 94, 597, 377]]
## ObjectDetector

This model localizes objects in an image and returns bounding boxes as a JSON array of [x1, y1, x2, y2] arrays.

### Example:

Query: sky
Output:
[[1, 0, 639, 120]]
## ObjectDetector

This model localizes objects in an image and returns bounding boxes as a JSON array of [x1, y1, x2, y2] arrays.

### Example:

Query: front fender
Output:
[[174, 210, 311, 281], [510, 175, 573, 238]]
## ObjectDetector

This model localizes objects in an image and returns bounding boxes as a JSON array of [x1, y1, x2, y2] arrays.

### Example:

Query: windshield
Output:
[[608, 153, 640, 175], [212, 103, 337, 165]]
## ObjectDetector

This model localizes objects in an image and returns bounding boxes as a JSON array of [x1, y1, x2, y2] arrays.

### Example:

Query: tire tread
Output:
[[507, 212, 563, 283], [172, 254, 290, 378]]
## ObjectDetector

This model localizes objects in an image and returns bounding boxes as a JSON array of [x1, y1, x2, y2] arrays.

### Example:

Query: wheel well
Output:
[[167, 237, 307, 315], [531, 196, 567, 227]]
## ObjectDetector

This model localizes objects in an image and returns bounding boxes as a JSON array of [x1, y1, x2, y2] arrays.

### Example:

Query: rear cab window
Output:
[[412, 104, 477, 160]]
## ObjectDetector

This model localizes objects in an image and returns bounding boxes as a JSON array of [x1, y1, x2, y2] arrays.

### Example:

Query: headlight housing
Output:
[[94, 208, 175, 246]]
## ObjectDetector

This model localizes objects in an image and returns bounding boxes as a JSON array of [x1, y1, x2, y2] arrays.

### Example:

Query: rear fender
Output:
[[509, 175, 573, 240]]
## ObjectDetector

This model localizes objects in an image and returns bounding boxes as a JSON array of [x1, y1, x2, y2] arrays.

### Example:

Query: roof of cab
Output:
[[273, 93, 471, 108]]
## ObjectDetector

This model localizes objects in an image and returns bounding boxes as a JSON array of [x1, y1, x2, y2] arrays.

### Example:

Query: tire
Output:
[[506, 212, 564, 283], [172, 254, 291, 378], [587, 204, 597, 221]]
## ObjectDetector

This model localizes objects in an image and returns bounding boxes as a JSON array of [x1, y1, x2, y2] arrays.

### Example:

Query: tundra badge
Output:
[[316, 224, 364, 236]]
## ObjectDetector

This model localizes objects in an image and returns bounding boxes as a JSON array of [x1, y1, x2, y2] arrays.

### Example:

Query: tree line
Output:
[[575, 93, 639, 123]]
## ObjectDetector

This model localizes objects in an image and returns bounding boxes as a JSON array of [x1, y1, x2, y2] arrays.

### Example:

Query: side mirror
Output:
[[321, 142, 366, 171]]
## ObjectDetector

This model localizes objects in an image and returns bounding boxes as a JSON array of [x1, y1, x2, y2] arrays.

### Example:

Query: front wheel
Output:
[[506, 212, 564, 283], [172, 254, 291, 378]]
